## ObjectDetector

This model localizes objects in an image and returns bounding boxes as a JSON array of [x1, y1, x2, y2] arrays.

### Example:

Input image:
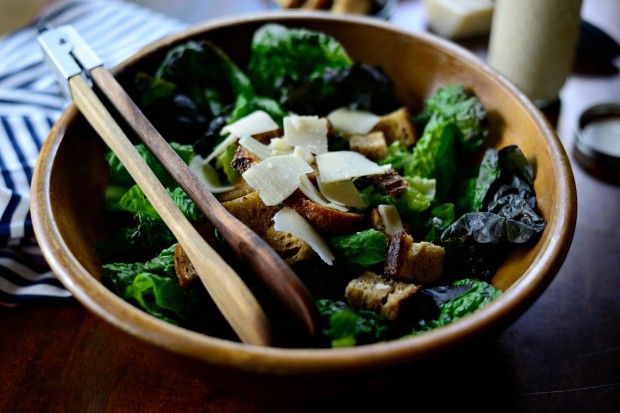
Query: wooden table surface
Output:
[[1, 1, 619, 412]]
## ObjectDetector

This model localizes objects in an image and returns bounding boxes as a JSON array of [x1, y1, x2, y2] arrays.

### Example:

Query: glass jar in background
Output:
[[487, 0, 583, 108]]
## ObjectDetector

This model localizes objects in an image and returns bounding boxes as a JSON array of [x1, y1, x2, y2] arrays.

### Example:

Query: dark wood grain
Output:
[[2, 0, 619, 412]]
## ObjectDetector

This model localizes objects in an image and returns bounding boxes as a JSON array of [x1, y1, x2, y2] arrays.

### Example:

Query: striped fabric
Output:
[[0, 0, 185, 306]]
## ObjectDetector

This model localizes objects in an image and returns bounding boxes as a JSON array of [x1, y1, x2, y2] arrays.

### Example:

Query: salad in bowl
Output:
[[97, 23, 546, 348]]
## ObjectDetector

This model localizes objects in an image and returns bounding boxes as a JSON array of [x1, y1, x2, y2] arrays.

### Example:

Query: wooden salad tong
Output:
[[38, 25, 319, 346]]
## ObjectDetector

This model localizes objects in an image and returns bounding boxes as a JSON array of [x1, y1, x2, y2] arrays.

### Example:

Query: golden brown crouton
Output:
[[174, 220, 219, 288], [349, 131, 388, 161], [345, 271, 421, 320], [253, 128, 282, 144], [283, 190, 366, 235], [372, 107, 416, 146], [174, 244, 197, 289], [230, 146, 261, 175], [370, 207, 385, 234], [215, 176, 254, 202], [222, 191, 313, 265], [384, 231, 445, 284]]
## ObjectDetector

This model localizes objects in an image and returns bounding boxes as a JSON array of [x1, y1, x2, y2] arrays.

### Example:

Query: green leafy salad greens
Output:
[[98, 24, 546, 348]]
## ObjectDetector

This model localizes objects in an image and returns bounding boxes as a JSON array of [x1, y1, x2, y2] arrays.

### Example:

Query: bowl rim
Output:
[[30, 11, 577, 375]]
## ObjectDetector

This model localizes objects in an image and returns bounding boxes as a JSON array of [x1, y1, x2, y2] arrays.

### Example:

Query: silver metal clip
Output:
[[37, 25, 103, 99]]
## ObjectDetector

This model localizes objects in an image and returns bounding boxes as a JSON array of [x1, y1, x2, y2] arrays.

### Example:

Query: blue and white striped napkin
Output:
[[0, 0, 186, 306]]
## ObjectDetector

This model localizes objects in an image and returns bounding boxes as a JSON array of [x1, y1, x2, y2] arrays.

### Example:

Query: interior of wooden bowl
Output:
[[31, 12, 577, 391]]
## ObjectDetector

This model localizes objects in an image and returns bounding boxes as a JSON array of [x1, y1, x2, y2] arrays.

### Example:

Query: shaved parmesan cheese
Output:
[[299, 175, 349, 212], [189, 155, 235, 193], [283, 115, 328, 155], [239, 136, 271, 160], [268, 137, 293, 156], [293, 146, 315, 164], [378, 204, 404, 236], [242, 155, 312, 206], [317, 176, 366, 209], [273, 207, 335, 265], [316, 151, 385, 183], [327, 108, 380, 136], [220, 110, 279, 137]]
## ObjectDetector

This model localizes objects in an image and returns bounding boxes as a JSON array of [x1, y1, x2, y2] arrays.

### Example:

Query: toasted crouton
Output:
[[345, 271, 421, 320], [372, 107, 416, 146], [222, 191, 314, 264], [216, 176, 254, 202], [230, 146, 261, 175], [370, 208, 385, 234], [174, 220, 219, 288], [283, 190, 366, 235], [384, 231, 445, 284], [174, 244, 197, 288], [349, 131, 388, 161], [253, 128, 282, 144]]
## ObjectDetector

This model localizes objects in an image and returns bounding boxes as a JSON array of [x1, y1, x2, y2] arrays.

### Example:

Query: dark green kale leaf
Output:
[[247, 23, 353, 103], [440, 211, 543, 244], [281, 63, 400, 116], [134, 72, 208, 144], [156, 40, 254, 111], [438, 145, 545, 278], [135, 39, 285, 150], [443, 145, 546, 245], [411, 279, 502, 333], [472, 144, 534, 212], [96, 207, 176, 264]]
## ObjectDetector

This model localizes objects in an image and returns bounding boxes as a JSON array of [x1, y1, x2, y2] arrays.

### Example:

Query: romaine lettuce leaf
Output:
[[103, 244, 215, 328], [360, 184, 431, 216], [404, 115, 457, 200], [105, 142, 194, 190], [317, 299, 390, 348], [247, 23, 353, 102], [424, 84, 488, 155], [378, 141, 414, 171], [327, 229, 388, 267]]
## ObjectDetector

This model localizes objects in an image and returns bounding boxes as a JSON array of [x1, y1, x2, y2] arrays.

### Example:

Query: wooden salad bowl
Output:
[[30, 12, 577, 398]]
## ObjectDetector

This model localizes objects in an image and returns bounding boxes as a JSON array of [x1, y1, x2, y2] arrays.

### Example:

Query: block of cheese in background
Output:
[[423, 0, 494, 40]]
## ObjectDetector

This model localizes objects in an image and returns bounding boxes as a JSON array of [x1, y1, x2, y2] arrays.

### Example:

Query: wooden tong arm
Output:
[[90, 67, 319, 336], [69, 74, 272, 346]]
